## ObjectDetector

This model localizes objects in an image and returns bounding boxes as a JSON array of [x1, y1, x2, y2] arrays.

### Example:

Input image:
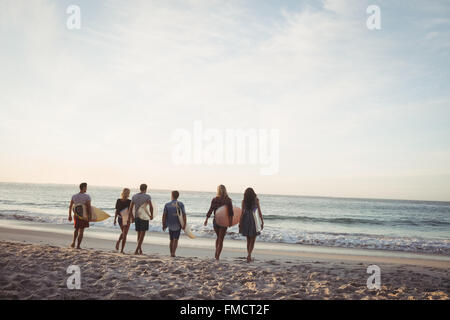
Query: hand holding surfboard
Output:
[[136, 201, 157, 220], [72, 204, 110, 222], [120, 208, 130, 225], [215, 205, 242, 227], [175, 201, 196, 239]]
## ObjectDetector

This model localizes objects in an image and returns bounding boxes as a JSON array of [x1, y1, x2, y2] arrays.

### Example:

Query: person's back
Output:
[[203, 184, 233, 260], [129, 184, 153, 255], [164, 200, 185, 231], [207, 195, 233, 219], [240, 187, 264, 262], [68, 182, 91, 249], [71, 186, 91, 219], [162, 191, 186, 257], [132, 192, 151, 213], [72, 192, 91, 206], [114, 188, 132, 253]]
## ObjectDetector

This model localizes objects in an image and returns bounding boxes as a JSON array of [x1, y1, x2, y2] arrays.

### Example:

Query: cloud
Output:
[[0, 0, 449, 200]]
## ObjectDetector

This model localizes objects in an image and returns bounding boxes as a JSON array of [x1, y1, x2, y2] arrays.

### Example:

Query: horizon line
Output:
[[0, 180, 449, 204]]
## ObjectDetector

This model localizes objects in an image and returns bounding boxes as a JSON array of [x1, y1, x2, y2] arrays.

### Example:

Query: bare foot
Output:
[[115, 241, 120, 250], [246, 256, 252, 263], [76, 246, 81, 250], [70, 242, 75, 248]]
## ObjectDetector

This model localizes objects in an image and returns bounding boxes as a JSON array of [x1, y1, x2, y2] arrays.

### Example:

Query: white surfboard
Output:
[[153, 202, 158, 218], [137, 202, 150, 220], [120, 208, 129, 225], [176, 202, 195, 239], [183, 224, 195, 239], [136, 201, 157, 221], [253, 207, 262, 233]]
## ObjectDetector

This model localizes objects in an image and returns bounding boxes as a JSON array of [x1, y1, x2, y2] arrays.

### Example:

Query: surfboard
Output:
[[215, 205, 242, 227], [137, 202, 150, 220], [253, 207, 262, 233], [153, 202, 158, 218], [136, 201, 157, 220], [120, 208, 129, 225], [73, 204, 110, 222], [183, 224, 195, 239], [175, 202, 195, 239]]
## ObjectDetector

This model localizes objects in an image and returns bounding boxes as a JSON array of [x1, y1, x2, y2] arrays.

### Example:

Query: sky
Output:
[[0, 0, 449, 201]]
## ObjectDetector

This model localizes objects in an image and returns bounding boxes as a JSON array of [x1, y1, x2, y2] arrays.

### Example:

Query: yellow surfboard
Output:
[[73, 204, 110, 222]]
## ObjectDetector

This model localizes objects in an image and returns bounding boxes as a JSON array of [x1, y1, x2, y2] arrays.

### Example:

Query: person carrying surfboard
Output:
[[204, 184, 233, 260], [68, 182, 91, 249], [114, 188, 131, 253], [239, 187, 264, 262], [162, 191, 186, 257], [128, 184, 153, 255]]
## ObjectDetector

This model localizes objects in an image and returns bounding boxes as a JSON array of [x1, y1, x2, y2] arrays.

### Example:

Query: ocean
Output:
[[0, 182, 449, 255]]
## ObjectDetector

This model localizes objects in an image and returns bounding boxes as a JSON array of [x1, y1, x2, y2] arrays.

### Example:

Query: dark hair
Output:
[[172, 191, 179, 200], [140, 184, 147, 192], [243, 188, 257, 211], [79, 182, 87, 190]]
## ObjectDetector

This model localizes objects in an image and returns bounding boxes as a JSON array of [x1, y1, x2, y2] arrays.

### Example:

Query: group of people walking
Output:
[[68, 183, 264, 262]]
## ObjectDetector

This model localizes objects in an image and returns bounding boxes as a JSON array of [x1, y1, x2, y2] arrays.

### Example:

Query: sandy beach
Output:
[[0, 221, 449, 300], [2, 0, 450, 306]]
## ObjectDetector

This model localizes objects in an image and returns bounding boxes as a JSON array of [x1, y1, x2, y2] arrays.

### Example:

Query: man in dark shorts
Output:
[[162, 191, 186, 257], [68, 182, 91, 249], [128, 184, 153, 255]]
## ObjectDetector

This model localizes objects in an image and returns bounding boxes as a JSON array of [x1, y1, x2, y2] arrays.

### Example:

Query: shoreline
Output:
[[0, 219, 449, 268]]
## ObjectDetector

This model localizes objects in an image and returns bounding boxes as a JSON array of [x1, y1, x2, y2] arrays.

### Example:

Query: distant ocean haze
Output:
[[0, 182, 449, 255]]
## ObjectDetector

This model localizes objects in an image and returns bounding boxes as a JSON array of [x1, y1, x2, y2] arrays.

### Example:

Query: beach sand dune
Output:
[[0, 241, 448, 300]]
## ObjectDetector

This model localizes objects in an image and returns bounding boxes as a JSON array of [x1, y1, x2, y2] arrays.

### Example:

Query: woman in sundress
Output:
[[239, 187, 264, 262]]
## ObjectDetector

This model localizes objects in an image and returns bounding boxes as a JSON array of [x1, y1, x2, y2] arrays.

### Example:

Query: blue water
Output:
[[0, 182, 449, 255]]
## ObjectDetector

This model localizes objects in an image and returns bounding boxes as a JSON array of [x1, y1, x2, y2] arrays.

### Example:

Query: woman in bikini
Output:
[[204, 185, 233, 260], [114, 188, 131, 253]]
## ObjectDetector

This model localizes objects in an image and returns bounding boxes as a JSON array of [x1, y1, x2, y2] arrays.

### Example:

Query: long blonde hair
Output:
[[216, 184, 228, 198], [121, 188, 130, 200]]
